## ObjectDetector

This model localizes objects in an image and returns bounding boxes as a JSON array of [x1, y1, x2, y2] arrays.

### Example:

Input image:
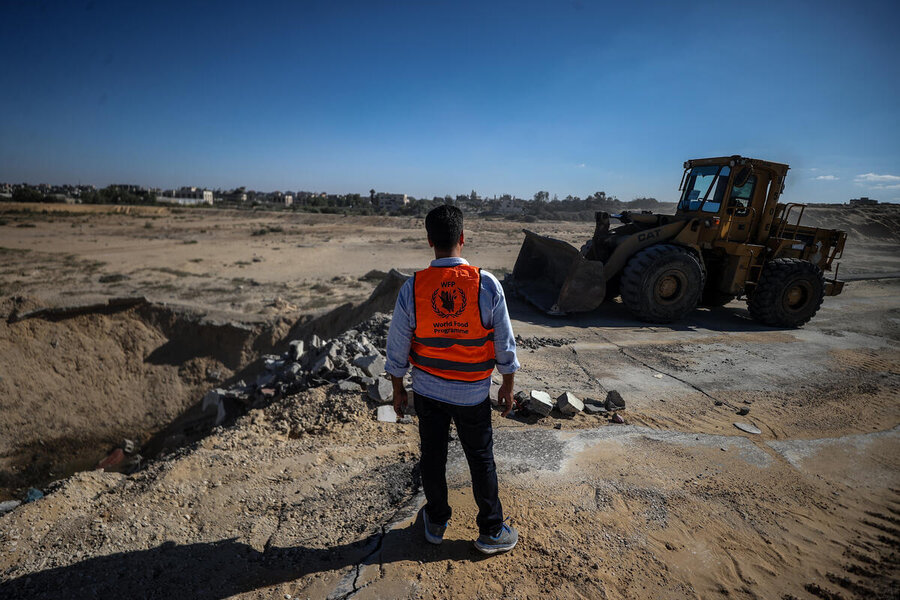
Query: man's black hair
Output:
[[425, 204, 464, 250]]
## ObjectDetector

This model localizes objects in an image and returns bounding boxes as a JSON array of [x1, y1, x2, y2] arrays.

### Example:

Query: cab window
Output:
[[729, 175, 757, 208], [678, 165, 730, 213]]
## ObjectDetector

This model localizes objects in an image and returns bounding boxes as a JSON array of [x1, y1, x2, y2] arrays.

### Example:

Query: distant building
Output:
[[159, 187, 213, 205], [374, 192, 408, 211], [283, 194, 293, 207], [221, 190, 248, 203], [497, 194, 521, 215], [849, 197, 877, 206]]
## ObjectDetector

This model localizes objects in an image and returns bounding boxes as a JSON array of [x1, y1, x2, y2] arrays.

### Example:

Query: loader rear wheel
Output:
[[748, 258, 824, 328], [621, 244, 705, 323]]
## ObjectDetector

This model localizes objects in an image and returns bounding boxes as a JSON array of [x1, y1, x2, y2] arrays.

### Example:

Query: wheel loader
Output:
[[509, 155, 847, 327]]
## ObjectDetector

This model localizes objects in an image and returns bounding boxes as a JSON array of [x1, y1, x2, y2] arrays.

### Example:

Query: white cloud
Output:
[[576, 163, 586, 168], [871, 184, 900, 190], [854, 172, 900, 184], [814, 175, 838, 181]]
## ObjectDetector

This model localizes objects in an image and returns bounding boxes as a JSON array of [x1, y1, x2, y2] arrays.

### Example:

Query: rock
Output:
[[122, 439, 136, 455], [310, 334, 324, 350], [367, 379, 393, 403], [264, 355, 284, 371], [202, 389, 226, 425], [338, 380, 362, 392], [737, 407, 750, 416], [398, 415, 414, 425], [611, 413, 625, 424], [360, 269, 389, 281], [288, 340, 305, 361], [605, 390, 626, 412], [733, 422, 761, 435], [554, 422, 562, 429], [527, 390, 553, 417], [0, 500, 21, 515], [556, 392, 584, 415], [513, 390, 528, 409], [24, 488, 44, 503], [653, 373, 664, 379], [584, 403, 608, 415], [286, 362, 303, 379], [353, 354, 386, 378], [323, 340, 342, 361], [311, 354, 334, 376], [377, 405, 397, 422], [359, 375, 377, 387]]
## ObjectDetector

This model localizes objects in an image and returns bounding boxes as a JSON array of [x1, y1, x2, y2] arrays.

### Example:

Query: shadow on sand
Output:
[[0, 511, 490, 600], [507, 294, 788, 334]]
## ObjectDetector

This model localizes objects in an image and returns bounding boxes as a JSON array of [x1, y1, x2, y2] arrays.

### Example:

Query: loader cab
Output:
[[678, 156, 789, 244]]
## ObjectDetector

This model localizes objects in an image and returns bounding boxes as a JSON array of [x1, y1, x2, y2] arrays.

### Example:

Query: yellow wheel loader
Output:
[[510, 155, 847, 327]]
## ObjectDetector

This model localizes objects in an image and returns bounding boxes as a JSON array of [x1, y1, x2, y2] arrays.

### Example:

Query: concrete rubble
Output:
[[368, 379, 393, 403], [527, 390, 554, 417], [556, 392, 584, 416], [605, 390, 626, 412], [377, 405, 398, 423], [194, 312, 395, 426]]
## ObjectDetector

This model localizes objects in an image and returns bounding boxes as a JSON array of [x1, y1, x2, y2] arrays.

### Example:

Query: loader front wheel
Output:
[[621, 244, 704, 323], [748, 258, 824, 327]]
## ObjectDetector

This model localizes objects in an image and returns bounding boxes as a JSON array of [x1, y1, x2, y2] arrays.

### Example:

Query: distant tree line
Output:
[[5, 182, 667, 221]]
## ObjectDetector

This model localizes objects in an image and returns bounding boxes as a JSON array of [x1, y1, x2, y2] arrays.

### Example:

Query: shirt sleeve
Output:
[[385, 277, 415, 378], [481, 271, 520, 375]]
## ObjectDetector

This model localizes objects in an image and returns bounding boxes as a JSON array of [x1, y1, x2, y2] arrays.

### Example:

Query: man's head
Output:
[[425, 204, 464, 253]]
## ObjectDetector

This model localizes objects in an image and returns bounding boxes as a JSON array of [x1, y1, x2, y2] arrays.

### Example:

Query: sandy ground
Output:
[[0, 203, 898, 599]]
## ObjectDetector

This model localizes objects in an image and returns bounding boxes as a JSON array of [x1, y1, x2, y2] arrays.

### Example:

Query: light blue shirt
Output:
[[385, 257, 520, 406]]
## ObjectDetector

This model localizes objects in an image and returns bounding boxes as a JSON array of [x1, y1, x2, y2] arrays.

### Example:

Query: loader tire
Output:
[[748, 258, 824, 328], [621, 244, 704, 323]]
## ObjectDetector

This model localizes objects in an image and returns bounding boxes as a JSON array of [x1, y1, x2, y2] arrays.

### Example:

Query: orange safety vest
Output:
[[409, 264, 496, 382]]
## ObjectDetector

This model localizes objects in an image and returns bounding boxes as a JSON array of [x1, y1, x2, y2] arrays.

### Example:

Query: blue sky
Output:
[[1, 0, 898, 203]]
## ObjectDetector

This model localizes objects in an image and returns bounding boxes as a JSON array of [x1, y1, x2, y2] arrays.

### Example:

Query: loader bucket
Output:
[[510, 230, 606, 314]]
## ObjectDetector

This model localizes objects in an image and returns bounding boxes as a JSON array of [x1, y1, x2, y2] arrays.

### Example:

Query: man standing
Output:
[[386, 204, 520, 555]]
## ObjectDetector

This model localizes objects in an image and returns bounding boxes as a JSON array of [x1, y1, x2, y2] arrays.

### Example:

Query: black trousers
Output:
[[414, 392, 503, 536]]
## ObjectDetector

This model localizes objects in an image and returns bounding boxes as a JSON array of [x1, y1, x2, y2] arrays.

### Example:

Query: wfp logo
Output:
[[431, 287, 467, 318]]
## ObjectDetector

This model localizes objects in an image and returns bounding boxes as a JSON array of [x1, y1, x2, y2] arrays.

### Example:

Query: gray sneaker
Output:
[[422, 509, 448, 545], [474, 521, 518, 554]]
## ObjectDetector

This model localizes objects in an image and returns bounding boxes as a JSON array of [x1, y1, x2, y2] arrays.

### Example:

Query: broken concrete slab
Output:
[[338, 380, 362, 392], [556, 392, 584, 416], [584, 403, 608, 415], [734, 422, 762, 435], [288, 340, 305, 361], [201, 389, 227, 425], [527, 390, 553, 417], [286, 362, 303, 379], [0, 500, 21, 515], [368, 379, 393, 403], [311, 354, 334, 376], [377, 405, 397, 422], [353, 354, 385, 378], [605, 390, 626, 412]]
